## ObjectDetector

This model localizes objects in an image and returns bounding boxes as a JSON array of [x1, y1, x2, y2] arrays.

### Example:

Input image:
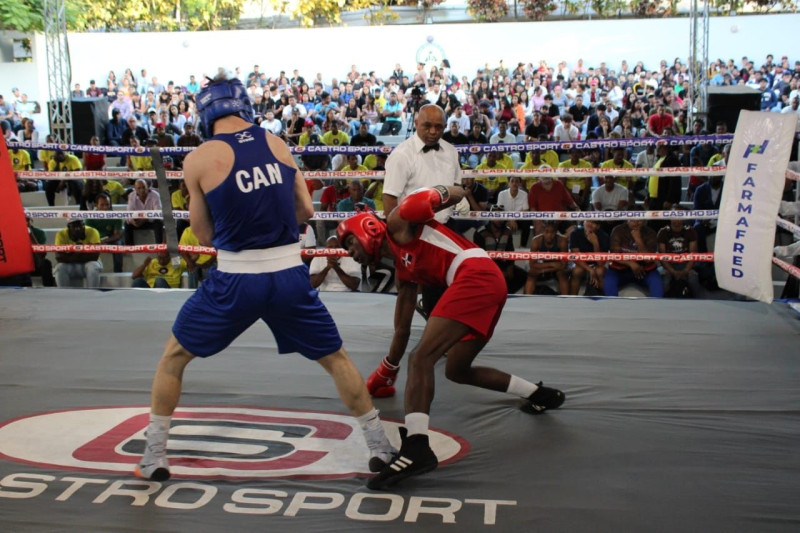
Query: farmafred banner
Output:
[[714, 111, 795, 303]]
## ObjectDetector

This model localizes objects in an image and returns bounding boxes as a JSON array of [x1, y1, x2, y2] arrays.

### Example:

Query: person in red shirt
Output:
[[82, 135, 106, 171], [319, 179, 349, 211], [646, 104, 674, 137], [338, 186, 565, 490], [527, 177, 580, 235]]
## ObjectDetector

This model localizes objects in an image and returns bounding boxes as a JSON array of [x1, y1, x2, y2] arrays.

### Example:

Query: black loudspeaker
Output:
[[70, 98, 109, 145], [707, 87, 761, 133]]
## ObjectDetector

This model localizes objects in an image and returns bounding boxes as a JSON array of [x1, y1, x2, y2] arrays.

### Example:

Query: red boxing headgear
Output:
[[336, 212, 386, 264]]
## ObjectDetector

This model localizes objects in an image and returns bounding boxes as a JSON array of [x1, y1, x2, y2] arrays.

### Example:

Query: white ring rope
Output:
[[16, 167, 727, 181], [29, 243, 715, 264], [24, 208, 721, 222]]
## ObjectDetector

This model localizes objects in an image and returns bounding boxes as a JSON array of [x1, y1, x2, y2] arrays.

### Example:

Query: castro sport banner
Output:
[[714, 111, 796, 303], [0, 134, 34, 278]]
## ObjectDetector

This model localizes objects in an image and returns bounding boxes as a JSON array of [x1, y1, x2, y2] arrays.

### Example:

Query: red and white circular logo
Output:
[[0, 406, 469, 480]]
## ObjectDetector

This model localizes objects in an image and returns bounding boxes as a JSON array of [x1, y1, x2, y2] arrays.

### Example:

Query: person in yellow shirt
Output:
[[10, 148, 31, 171], [522, 136, 559, 188], [38, 134, 57, 169], [171, 180, 190, 240], [103, 179, 125, 204], [54, 218, 103, 288], [342, 154, 369, 172], [558, 148, 592, 209], [131, 250, 187, 289], [127, 137, 153, 171], [320, 121, 350, 146], [297, 119, 316, 146], [476, 152, 512, 203], [180, 224, 216, 288], [11, 148, 37, 192], [600, 146, 635, 194]]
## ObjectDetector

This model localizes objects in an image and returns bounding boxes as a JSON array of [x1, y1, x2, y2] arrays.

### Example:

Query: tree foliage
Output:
[[466, 0, 509, 21], [0, 0, 44, 33], [1, 0, 244, 33], [520, 0, 558, 20]]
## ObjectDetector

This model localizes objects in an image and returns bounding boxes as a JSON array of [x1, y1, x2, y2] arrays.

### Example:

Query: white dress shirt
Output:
[[496, 188, 529, 213], [383, 134, 462, 222]]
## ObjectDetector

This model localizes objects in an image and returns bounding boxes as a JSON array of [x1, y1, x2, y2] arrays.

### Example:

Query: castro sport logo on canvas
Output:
[[0, 407, 468, 480]]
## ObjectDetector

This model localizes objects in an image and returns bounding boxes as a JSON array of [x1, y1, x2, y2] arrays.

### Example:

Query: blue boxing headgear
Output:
[[196, 77, 254, 136]]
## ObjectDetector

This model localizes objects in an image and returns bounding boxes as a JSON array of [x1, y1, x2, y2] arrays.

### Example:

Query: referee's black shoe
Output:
[[367, 433, 438, 490], [521, 382, 565, 414]]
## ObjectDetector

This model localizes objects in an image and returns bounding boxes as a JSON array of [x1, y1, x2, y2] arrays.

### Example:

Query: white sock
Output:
[[405, 412, 430, 437], [507, 375, 538, 398], [148, 414, 172, 435], [356, 408, 381, 431], [357, 408, 392, 453]]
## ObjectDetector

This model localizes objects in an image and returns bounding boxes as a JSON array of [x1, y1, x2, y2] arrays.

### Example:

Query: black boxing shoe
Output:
[[521, 382, 565, 414], [367, 432, 438, 491]]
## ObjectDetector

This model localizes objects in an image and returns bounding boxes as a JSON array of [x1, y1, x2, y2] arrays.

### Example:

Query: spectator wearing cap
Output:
[[297, 119, 318, 146], [282, 107, 305, 146], [759, 79, 779, 111], [105, 108, 126, 147], [152, 121, 176, 147], [54, 218, 103, 288]]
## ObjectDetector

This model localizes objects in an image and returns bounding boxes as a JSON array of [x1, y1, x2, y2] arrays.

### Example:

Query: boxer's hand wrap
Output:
[[397, 186, 450, 223]]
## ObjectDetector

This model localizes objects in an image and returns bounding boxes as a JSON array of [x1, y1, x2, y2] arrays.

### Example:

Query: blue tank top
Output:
[[205, 125, 299, 252]]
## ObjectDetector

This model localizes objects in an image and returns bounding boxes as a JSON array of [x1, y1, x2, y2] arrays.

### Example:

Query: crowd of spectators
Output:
[[6, 53, 799, 294]]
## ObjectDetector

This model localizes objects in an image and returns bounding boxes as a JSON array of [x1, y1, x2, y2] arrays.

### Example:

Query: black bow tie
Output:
[[422, 143, 440, 153]]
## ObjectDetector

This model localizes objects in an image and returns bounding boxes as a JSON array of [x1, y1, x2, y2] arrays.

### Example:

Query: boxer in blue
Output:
[[135, 76, 394, 482]]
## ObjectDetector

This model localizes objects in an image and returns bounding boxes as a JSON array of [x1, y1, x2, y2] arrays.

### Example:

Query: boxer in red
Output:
[[338, 185, 565, 490]]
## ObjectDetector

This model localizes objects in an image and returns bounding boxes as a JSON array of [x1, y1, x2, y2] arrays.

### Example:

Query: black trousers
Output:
[[45, 180, 84, 207], [125, 220, 164, 245]]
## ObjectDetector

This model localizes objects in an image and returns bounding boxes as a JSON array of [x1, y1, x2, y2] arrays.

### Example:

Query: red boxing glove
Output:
[[366, 358, 400, 398], [397, 186, 450, 223]]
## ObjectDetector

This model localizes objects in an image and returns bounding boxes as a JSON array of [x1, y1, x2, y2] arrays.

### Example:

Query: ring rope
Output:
[[24, 208, 721, 222], [30, 243, 799, 280], [775, 217, 800, 239], [772, 256, 800, 280], [7, 134, 735, 157], [15, 166, 727, 181], [30, 243, 714, 264]]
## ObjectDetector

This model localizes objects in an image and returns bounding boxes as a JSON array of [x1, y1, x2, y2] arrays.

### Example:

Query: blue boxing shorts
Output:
[[173, 264, 342, 359]]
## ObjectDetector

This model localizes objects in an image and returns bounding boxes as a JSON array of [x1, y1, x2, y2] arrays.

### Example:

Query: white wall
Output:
[[2, 13, 797, 135]]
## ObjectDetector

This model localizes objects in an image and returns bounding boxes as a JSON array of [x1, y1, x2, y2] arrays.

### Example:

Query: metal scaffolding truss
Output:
[[44, 0, 72, 143], [688, 0, 710, 125]]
